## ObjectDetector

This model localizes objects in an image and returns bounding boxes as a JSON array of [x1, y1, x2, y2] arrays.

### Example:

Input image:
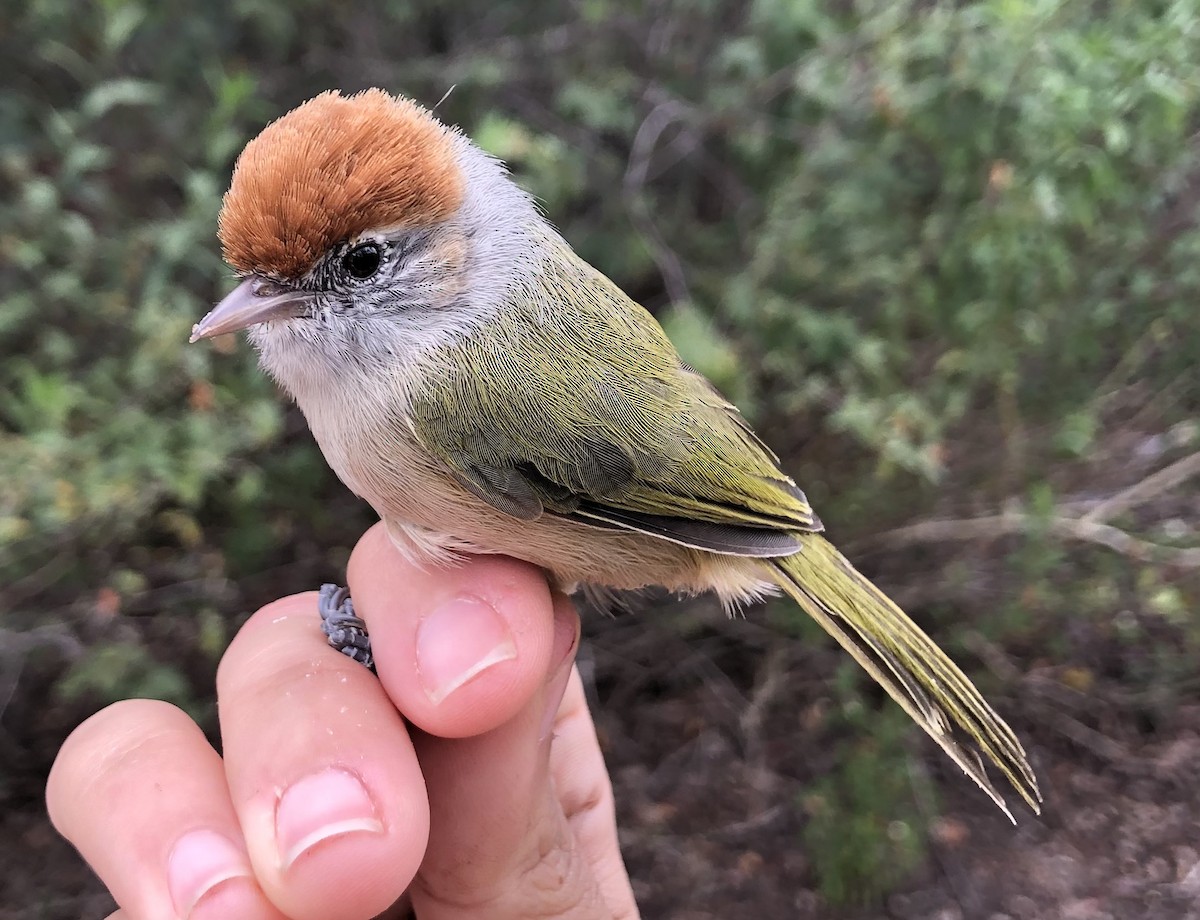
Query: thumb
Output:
[[409, 595, 616, 919]]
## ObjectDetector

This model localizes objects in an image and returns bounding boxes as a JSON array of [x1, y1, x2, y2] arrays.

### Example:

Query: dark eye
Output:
[[343, 242, 383, 280]]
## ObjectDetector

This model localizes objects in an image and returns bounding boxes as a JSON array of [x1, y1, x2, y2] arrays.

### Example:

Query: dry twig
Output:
[[852, 450, 1200, 567], [855, 512, 1200, 567], [1082, 449, 1200, 524], [623, 97, 694, 306]]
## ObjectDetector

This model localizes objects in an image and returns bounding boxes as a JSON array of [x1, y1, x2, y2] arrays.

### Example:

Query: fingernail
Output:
[[416, 595, 517, 704], [276, 768, 383, 870], [167, 829, 251, 918]]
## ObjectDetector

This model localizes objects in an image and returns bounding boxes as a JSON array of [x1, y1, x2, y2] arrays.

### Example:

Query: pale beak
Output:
[[190, 276, 313, 342]]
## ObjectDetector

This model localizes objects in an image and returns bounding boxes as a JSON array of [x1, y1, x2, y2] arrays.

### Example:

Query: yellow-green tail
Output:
[[772, 535, 1040, 820]]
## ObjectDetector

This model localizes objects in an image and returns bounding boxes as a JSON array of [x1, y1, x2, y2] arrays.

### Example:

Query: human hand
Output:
[[47, 523, 639, 919]]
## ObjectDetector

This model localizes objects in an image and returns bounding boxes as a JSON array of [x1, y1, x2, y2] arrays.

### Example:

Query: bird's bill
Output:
[[190, 276, 313, 342]]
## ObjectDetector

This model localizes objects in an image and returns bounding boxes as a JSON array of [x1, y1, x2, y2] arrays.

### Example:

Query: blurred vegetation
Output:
[[3, 0, 1199, 906], [802, 701, 930, 906]]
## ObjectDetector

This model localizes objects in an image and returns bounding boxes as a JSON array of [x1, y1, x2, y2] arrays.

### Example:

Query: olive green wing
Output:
[[407, 254, 820, 557]]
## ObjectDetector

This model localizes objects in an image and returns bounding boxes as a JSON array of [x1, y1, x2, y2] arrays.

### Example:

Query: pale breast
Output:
[[281, 347, 776, 606], [331, 408, 773, 605]]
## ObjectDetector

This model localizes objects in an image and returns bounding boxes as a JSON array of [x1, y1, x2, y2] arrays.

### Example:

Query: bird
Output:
[[191, 88, 1040, 819]]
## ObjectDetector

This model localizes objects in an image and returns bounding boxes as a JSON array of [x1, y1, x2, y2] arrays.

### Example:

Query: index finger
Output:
[[346, 523, 558, 739]]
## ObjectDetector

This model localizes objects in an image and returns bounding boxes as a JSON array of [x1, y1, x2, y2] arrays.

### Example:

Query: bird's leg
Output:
[[318, 583, 375, 672]]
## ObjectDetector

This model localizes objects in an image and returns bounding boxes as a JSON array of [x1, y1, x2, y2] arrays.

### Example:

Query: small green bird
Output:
[[193, 89, 1040, 819]]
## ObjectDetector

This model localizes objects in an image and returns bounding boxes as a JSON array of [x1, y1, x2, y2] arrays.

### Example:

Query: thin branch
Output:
[[1037, 706, 1134, 767], [710, 804, 789, 843], [1082, 449, 1200, 524], [0, 624, 85, 722], [854, 511, 1200, 568], [623, 97, 693, 306], [739, 644, 790, 808], [1046, 516, 1200, 566]]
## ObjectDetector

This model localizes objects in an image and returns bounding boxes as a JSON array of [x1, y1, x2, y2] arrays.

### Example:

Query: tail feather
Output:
[[773, 536, 1041, 820]]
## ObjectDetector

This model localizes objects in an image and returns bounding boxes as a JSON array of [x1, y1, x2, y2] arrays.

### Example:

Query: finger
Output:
[[346, 522, 556, 738], [549, 670, 639, 919], [217, 593, 429, 920], [47, 699, 286, 920], [410, 594, 616, 918]]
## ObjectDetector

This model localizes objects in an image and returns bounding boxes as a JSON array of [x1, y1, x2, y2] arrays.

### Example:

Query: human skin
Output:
[[46, 523, 639, 920]]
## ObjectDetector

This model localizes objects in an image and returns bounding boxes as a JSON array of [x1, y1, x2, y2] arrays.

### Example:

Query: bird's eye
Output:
[[343, 242, 383, 280]]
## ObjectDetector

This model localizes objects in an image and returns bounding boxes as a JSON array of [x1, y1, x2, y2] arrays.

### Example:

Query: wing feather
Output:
[[409, 246, 819, 554]]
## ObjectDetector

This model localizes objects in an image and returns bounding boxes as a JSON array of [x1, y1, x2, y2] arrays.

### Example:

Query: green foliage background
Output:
[[3, 0, 1199, 906]]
